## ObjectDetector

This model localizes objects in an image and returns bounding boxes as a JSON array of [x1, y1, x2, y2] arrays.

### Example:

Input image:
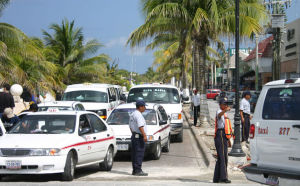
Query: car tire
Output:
[[176, 129, 183, 143], [162, 136, 170, 152], [152, 141, 161, 160], [99, 146, 114, 171], [61, 151, 76, 181]]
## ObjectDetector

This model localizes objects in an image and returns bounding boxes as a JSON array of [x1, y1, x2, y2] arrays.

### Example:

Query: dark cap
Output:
[[136, 100, 146, 107], [243, 91, 251, 97], [219, 98, 228, 105]]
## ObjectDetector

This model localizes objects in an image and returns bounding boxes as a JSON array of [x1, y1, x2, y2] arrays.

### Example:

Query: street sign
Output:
[[271, 14, 285, 28]]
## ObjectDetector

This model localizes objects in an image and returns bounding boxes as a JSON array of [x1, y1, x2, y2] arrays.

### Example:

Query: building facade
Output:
[[281, 18, 300, 78]]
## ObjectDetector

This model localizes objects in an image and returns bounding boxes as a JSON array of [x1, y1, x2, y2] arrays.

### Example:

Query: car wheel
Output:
[[176, 129, 183, 142], [162, 136, 170, 152], [152, 141, 161, 160], [99, 146, 114, 171], [61, 151, 76, 181]]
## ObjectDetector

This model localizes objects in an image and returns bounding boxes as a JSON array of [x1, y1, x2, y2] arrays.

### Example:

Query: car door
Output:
[[207, 90, 211, 99], [157, 106, 169, 145], [88, 113, 110, 161], [257, 86, 300, 171], [76, 114, 96, 164]]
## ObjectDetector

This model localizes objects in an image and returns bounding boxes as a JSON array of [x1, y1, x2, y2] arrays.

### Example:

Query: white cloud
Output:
[[106, 36, 127, 48]]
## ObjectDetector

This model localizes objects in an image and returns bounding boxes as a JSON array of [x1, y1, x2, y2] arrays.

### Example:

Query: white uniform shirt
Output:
[[216, 109, 225, 129], [240, 98, 251, 115], [192, 94, 200, 106], [129, 110, 147, 134]]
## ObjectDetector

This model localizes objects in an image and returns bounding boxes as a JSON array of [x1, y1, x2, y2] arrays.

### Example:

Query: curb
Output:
[[182, 109, 215, 169]]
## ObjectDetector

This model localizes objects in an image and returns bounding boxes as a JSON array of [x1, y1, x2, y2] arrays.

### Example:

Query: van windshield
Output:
[[127, 88, 180, 104], [263, 87, 300, 120], [62, 90, 108, 103]]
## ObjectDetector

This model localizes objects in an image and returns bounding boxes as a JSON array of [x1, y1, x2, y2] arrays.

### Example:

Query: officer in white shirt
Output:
[[240, 91, 251, 143], [129, 100, 148, 176], [192, 89, 200, 126]]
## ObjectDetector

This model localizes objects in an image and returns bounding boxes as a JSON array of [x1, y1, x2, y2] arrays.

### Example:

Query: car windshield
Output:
[[8, 115, 76, 134], [263, 87, 300, 120], [62, 90, 108, 103], [107, 109, 157, 125], [38, 106, 73, 111], [127, 88, 180, 104]]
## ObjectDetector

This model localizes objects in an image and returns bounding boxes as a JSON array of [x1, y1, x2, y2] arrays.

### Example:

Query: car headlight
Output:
[[171, 113, 182, 120], [29, 148, 61, 156]]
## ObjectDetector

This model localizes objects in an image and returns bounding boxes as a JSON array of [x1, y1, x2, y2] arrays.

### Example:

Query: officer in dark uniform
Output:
[[213, 98, 231, 183], [129, 100, 148, 176], [240, 91, 251, 143]]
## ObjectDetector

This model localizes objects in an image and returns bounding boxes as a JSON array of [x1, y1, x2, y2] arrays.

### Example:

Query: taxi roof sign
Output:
[[47, 108, 60, 112]]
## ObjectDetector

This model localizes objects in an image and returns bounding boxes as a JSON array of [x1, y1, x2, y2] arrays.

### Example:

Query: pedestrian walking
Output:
[[192, 89, 200, 126], [129, 100, 148, 176], [240, 91, 251, 143], [213, 98, 232, 184], [0, 83, 15, 117]]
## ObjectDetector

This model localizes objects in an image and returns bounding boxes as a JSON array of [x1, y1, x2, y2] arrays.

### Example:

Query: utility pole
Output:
[[229, 0, 245, 157], [255, 35, 259, 91], [264, 0, 292, 80]]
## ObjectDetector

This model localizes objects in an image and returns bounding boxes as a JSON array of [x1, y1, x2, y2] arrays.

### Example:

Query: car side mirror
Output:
[[159, 120, 167, 125], [79, 127, 91, 135]]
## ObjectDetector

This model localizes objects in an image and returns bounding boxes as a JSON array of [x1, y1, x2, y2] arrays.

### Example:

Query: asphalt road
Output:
[[0, 116, 262, 185]]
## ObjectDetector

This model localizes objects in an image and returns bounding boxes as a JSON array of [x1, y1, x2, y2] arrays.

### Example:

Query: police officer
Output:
[[129, 100, 148, 176], [213, 98, 231, 183], [192, 89, 200, 126], [240, 91, 251, 143]]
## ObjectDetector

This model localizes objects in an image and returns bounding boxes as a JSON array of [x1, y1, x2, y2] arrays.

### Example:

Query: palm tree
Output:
[[42, 19, 110, 84], [0, 23, 61, 94], [128, 0, 266, 93]]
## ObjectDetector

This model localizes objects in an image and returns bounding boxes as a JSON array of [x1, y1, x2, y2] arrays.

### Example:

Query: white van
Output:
[[243, 78, 300, 185], [113, 85, 126, 105], [62, 83, 119, 120], [127, 84, 183, 142]]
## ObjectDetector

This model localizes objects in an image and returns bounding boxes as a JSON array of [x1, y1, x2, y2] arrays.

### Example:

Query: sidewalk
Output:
[[182, 102, 250, 173]]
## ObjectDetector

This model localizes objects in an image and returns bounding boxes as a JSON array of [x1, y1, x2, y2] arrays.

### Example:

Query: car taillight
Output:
[[249, 124, 255, 139]]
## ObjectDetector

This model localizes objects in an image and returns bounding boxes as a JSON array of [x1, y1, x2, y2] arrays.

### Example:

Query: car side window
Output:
[[77, 104, 85, 111], [207, 90, 211, 93], [79, 114, 92, 134], [158, 106, 168, 121], [88, 114, 107, 133]]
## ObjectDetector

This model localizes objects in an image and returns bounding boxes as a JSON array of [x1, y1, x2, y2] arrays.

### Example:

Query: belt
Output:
[[132, 132, 142, 135], [243, 113, 250, 116], [217, 128, 225, 130]]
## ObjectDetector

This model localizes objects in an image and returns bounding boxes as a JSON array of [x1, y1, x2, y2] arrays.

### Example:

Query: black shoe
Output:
[[220, 179, 231, 183], [133, 171, 148, 176], [213, 180, 219, 183]]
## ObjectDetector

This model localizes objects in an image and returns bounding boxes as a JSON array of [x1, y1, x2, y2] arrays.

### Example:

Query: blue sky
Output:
[[1, 0, 153, 74], [1, 0, 300, 73]]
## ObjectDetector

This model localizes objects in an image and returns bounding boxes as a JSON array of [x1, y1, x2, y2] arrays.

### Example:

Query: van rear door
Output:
[[257, 86, 300, 171]]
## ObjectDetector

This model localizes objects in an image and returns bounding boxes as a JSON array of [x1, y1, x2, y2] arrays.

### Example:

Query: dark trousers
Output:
[[131, 133, 145, 173], [194, 105, 200, 126], [242, 114, 250, 142], [213, 129, 228, 182]]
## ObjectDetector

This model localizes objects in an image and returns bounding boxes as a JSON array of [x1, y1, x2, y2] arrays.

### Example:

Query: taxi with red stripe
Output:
[[0, 110, 116, 181], [107, 103, 171, 160]]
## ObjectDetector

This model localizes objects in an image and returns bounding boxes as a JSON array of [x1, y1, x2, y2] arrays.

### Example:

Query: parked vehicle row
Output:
[[0, 83, 180, 181]]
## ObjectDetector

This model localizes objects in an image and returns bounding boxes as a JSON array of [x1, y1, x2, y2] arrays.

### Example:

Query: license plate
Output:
[[266, 175, 279, 185], [6, 160, 22, 170], [117, 144, 129, 151]]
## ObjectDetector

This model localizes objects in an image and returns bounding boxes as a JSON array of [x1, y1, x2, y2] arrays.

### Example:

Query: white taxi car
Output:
[[127, 84, 183, 142], [38, 101, 85, 111], [0, 110, 116, 181], [243, 79, 300, 185], [107, 103, 171, 160]]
